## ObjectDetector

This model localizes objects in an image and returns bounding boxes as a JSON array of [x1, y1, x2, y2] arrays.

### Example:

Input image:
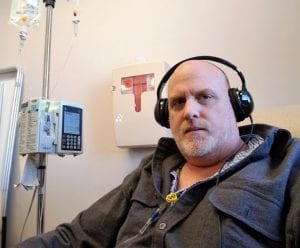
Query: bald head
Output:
[[168, 60, 230, 92]]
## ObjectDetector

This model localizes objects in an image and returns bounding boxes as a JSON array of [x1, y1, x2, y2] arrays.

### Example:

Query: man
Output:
[[17, 58, 300, 247]]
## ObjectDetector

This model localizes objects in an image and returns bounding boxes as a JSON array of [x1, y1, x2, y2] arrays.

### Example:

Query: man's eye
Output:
[[198, 94, 214, 103], [203, 94, 213, 100], [170, 98, 185, 108]]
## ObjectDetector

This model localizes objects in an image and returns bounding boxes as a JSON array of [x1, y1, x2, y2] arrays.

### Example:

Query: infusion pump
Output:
[[18, 98, 83, 156]]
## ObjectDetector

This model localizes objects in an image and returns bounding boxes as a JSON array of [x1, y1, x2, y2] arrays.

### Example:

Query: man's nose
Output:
[[183, 98, 200, 120]]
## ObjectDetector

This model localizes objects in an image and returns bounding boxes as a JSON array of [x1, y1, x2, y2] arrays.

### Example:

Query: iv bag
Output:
[[9, 0, 43, 49], [9, 0, 42, 29]]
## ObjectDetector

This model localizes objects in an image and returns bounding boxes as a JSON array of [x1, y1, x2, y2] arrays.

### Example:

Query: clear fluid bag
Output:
[[9, 0, 43, 49]]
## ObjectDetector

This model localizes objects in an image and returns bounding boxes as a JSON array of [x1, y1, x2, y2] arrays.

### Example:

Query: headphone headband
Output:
[[157, 55, 246, 99]]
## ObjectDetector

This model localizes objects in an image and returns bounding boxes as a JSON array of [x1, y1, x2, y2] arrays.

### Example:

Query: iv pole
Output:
[[37, 0, 55, 235]]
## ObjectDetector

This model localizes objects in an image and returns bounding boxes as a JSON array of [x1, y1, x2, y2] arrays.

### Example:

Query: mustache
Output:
[[181, 121, 209, 134]]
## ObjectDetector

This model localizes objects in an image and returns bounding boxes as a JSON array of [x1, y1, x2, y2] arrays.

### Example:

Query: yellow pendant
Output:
[[165, 192, 178, 204]]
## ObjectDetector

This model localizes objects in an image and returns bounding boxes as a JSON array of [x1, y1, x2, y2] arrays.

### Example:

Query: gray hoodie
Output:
[[17, 124, 300, 247]]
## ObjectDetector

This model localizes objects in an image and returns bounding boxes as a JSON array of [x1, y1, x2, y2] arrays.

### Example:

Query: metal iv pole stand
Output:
[[37, 0, 55, 235]]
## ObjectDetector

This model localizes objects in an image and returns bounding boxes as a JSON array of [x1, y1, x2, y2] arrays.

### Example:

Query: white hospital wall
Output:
[[0, 0, 299, 246]]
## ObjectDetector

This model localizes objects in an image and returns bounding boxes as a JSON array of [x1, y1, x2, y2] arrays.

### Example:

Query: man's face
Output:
[[168, 61, 239, 163]]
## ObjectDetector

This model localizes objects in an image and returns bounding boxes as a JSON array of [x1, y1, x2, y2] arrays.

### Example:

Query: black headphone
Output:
[[154, 55, 254, 128]]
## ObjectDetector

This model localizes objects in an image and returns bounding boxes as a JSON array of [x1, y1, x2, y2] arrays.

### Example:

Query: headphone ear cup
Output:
[[154, 98, 170, 128], [228, 88, 253, 122]]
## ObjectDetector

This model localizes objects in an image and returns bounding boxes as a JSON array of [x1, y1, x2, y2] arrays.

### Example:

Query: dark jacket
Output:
[[17, 124, 300, 247]]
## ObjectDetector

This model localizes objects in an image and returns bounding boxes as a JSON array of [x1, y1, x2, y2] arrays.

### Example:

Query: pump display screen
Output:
[[64, 111, 80, 134], [61, 105, 82, 151]]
